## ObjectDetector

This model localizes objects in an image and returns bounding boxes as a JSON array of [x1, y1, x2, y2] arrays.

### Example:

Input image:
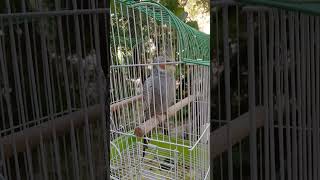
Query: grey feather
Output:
[[142, 55, 176, 157], [142, 56, 175, 121]]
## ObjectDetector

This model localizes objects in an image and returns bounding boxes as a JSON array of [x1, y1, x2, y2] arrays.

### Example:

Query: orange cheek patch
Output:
[[159, 64, 166, 69]]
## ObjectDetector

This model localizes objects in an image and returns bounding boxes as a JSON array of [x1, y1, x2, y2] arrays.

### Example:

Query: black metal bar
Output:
[[247, 11, 258, 180], [0, 8, 109, 18], [261, 11, 270, 180], [222, 5, 234, 180], [98, 0, 109, 179]]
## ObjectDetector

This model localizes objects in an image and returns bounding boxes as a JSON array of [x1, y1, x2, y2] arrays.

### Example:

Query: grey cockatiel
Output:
[[143, 56, 176, 120], [142, 55, 176, 157]]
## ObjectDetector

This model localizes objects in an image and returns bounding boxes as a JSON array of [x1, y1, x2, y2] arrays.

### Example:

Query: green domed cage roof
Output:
[[111, 0, 210, 66]]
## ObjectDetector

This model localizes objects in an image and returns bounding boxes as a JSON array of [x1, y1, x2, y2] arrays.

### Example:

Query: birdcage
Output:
[[212, 0, 320, 179], [110, 0, 210, 179], [0, 0, 107, 179]]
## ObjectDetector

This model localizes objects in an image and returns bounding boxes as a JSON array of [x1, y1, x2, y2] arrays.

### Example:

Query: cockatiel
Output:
[[211, 60, 224, 88], [211, 49, 224, 88], [142, 55, 176, 157]]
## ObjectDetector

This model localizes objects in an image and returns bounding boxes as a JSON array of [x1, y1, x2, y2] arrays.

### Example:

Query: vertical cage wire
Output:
[[212, 1, 320, 180], [0, 0, 108, 179], [110, 0, 210, 179]]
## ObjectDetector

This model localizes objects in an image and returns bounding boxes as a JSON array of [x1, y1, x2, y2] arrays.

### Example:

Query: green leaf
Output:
[[186, 21, 199, 30]]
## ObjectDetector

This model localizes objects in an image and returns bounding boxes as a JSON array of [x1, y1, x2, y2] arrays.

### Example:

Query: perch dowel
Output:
[[211, 106, 265, 158], [111, 94, 143, 112], [0, 104, 103, 158], [134, 95, 195, 137]]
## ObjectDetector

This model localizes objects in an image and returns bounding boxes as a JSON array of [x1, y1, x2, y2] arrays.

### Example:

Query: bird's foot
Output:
[[183, 131, 189, 140], [163, 128, 169, 135]]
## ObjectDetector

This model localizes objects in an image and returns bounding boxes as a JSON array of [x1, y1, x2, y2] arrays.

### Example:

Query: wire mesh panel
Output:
[[110, 0, 210, 179], [212, 1, 320, 180], [0, 0, 107, 179]]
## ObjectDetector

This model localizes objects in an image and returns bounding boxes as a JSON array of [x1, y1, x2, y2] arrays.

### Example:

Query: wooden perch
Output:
[[134, 95, 195, 137], [211, 106, 266, 159], [0, 95, 141, 158], [0, 88, 266, 161], [110, 94, 142, 112], [0, 104, 104, 158]]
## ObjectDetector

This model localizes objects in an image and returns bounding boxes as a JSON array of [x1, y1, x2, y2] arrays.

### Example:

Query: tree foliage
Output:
[[159, 0, 204, 30]]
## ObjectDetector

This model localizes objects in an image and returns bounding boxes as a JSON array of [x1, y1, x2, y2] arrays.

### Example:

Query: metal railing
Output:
[[0, 0, 108, 179], [212, 2, 320, 180]]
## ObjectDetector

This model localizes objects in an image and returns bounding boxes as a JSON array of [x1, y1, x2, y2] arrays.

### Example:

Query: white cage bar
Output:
[[212, 1, 320, 179], [110, 0, 210, 179], [0, 0, 108, 179]]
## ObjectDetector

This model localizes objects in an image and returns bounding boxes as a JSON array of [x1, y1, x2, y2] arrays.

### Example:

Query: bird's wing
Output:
[[142, 77, 154, 120]]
